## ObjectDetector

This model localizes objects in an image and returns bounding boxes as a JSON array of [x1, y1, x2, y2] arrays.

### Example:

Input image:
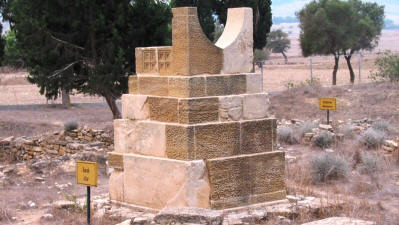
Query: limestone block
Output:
[[206, 151, 286, 209], [219, 96, 243, 121], [126, 121, 166, 157], [109, 171, 124, 202], [135, 47, 173, 75], [302, 217, 375, 225], [172, 7, 223, 75], [206, 74, 246, 96], [128, 76, 138, 94], [121, 94, 149, 120], [138, 76, 169, 96], [216, 8, 253, 74], [165, 125, 194, 160], [240, 119, 275, 154], [108, 152, 124, 170], [194, 122, 240, 159], [246, 73, 263, 94], [243, 94, 269, 120], [178, 98, 219, 124], [168, 76, 206, 98], [123, 154, 210, 210], [148, 97, 179, 123], [114, 119, 136, 153]]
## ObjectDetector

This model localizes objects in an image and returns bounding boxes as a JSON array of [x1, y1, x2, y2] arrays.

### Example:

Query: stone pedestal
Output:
[[109, 6, 286, 211]]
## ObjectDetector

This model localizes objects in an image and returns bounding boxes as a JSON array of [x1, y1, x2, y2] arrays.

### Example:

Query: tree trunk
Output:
[[104, 93, 121, 119], [282, 52, 288, 63], [345, 54, 355, 84], [61, 89, 71, 108], [332, 54, 340, 85]]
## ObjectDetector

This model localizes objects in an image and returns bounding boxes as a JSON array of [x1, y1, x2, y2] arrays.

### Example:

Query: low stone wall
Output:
[[0, 127, 113, 161]]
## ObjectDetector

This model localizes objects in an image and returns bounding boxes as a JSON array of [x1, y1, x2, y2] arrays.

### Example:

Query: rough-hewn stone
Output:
[[194, 122, 240, 159], [219, 96, 243, 121], [154, 207, 223, 225], [206, 75, 246, 96], [178, 98, 219, 124], [302, 217, 375, 225], [128, 76, 138, 94], [246, 73, 263, 94], [243, 94, 269, 120], [206, 152, 286, 209], [148, 97, 178, 123], [108, 152, 124, 170], [166, 125, 194, 160], [168, 76, 206, 98], [123, 155, 210, 210], [122, 94, 149, 120], [138, 76, 168, 96], [240, 119, 275, 154], [109, 171, 124, 202], [114, 119, 136, 153]]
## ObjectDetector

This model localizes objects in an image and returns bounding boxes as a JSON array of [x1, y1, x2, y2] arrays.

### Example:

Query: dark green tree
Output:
[[2, 0, 171, 117], [297, 0, 384, 85], [2, 30, 23, 67], [0, 23, 5, 65], [266, 29, 291, 62]]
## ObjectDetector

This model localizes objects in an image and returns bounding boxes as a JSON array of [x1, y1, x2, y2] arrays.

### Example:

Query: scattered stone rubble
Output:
[[0, 127, 113, 161]]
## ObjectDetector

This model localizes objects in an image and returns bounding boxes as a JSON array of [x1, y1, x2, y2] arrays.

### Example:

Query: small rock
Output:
[[35, 177, 45, 182], [53, 200, 75, 209], [325, 149, 334, 153], [384, 140, 398, 149], [302, 217, 375, 225], [133, 217, 149, 225], [42, 214, 54, 221], [319, 124, 333, 131], [28, 201, 36, 208], [155, 207, 223, 225], [116, 219, 132, 225]]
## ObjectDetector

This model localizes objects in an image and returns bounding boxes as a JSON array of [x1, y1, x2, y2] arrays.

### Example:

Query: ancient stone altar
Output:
[[108, 7, 286, 211]]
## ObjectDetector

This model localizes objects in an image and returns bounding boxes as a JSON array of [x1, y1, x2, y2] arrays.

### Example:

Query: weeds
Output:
[[358, 151, 383, 173], [310, 153, 350, 183], [297, 121, 318, 138], [339, 124, 356, 139], [278, 126, 297, 144], [64, 120, 78, 132], [359, 128, 386, 148], [314, 131, 334, 149], [372, 119, 394, 134]]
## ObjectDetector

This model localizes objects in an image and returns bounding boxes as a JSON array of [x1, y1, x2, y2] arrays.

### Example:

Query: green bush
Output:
[[64, 120, 78, 132], [2, 30, 24, 67], [310, 153, 350, 183], [278, 126, 297, 144], [370, 50, 399, 82], [360, 128, 385, 148], [254, 49, 270, 62], [314, 131, 334, 149]]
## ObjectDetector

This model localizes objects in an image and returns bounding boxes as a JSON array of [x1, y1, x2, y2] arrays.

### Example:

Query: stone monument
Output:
[[108, 7, 286, 211]]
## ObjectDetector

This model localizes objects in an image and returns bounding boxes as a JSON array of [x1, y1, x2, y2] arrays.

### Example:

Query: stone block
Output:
[[122, 94, 149, 120], [108, 152, 124, 170], [128, 76, 138, 94], [114, 119, 136, 153], [194, 122, 240, 159], [166, 125, 194, 160], [219, 96, 243, 121], [243, 94, 269, 120], [123, 154, 210, 210], [148, 97, 178, 123], [206, 152, 286, 209], [240, 119, 275, 154], [138, 76, 168, 96], [178, 98, 219, 124], [206, 74, 246, 96], [302, 217, 375, 225], [109, 171, 124, 202], [126, 121, 166, 157], [246, 73, 263, 94], [168, 76, 206, 98]]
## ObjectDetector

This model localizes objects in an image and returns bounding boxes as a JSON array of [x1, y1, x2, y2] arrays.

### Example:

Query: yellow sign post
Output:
[[319, 98, 337, 124], [76, 161, 98, 225]]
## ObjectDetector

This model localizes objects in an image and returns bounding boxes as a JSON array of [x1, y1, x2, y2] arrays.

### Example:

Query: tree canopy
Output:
[[266, 29, 291, 62], [297, 0, 384, 85]]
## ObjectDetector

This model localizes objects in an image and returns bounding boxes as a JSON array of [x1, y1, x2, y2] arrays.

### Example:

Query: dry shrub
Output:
[[313, 131, 334, 149], [0, 207, 12, 223], [297, 121, 318, 138], [310, 153, 350, 183], [358, 151, 383, 174], [372, 119, 394, 134], [359, 128, 386, 148], [278, 126, 297, 144], [339, 124, 356, 139], [64, 120, 79, 132]]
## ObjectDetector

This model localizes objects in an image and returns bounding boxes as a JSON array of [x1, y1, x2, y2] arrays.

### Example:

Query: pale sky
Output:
[[272, 0, 399, 24]]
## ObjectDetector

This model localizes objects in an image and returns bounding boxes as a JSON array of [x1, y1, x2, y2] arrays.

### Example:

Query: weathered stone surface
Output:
[[109, 171, 124, 203], [122, 94, 149, 120], [116, 219, 132, 225], [178, 98, 219, 124], [206, 152, 286, 209], [219, 96, 243, 121], [136, 46, 173, 75], [123, 155, 210, 210], [126, 121, 166, 157], [195, 122, 240, 159], [168, 76, 206, 98], [243, 94, 269, 120], [172, 7, 223, 75], [206, 75, 246, 96], [139, 76, 168, 96], [246, 73, 263, 94], [148, 97, 178, 123], [114, 119, 136, 153], [154, 207, 223, 225], [302, 217, 375, 225], [240, 119, 275, 154], [216, 8, 253, 74], [128, 76, 138, 94], [108, 152, 124, 170], [166, 125, 194, 160]]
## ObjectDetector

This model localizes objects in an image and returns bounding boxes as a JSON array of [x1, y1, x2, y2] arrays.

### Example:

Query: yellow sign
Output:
[[319, 98, 337, 110], [76, 161, 98, 187]]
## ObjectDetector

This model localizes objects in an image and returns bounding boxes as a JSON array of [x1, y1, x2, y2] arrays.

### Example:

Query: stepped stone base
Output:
[[108, 151, 286, 210]]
